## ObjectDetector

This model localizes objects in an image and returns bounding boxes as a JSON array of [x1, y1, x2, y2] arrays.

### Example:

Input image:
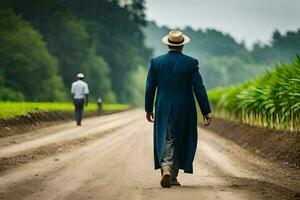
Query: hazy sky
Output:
[[145, 0, 300, 47]]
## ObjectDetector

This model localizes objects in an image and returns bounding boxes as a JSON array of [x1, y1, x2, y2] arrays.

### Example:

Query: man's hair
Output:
[[77, 77, 84, 80], [168, 45, 184, 51]]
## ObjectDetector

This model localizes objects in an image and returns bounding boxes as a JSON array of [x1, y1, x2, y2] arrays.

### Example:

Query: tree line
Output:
[[0, 0, 151, 104], [144, 21, 300, 90], [1, 2, 299, 103]]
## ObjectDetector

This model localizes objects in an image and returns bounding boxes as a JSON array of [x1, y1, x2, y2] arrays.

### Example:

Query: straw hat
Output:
[[77, 73, 85, 78], [162, 30, 190, 46]]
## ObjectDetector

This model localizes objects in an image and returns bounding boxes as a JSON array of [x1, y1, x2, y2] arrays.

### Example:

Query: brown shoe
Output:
[[160, 166, 171, 188]]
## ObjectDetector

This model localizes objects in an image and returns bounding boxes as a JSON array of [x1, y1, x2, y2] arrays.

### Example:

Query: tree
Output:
[[251, 29, 300, 64], [0, 9, 66, 101], [1, 0, 151, 103], [8, 0, 115, 101], [63, 0, 151, 102]]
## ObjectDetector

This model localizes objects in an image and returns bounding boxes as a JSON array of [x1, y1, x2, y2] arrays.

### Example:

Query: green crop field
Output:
[[0, 102, 130, 120], [208, 56, 300, 132]]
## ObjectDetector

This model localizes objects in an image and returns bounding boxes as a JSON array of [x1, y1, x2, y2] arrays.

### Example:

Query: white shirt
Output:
[[71, 80, 89, 99]]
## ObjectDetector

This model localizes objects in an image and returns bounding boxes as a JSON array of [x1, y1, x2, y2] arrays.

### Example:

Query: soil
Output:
[[0, 110, 118, 138], [0, 109, 299, 200], [203, 118, 300, 168]]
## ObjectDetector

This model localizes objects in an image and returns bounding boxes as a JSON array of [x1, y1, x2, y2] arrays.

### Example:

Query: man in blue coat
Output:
[[145, 30, 212, 188]]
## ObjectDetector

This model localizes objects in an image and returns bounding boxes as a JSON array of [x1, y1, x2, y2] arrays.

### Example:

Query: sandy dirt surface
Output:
[[204, 118, 300, 168], [0, 109, 299, 200]]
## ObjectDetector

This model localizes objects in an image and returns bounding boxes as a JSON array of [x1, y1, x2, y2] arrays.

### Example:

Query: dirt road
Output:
[[0, 109, 299, 200]]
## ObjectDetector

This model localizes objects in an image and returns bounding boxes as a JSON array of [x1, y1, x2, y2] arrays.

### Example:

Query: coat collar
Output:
[[168, 50, 183, 54]]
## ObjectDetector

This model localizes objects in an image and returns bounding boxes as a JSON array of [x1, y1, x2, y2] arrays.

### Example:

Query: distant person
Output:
[[71, 73, 89, 126], [97, 96, 103, 114], [145, 30, 212, 188]]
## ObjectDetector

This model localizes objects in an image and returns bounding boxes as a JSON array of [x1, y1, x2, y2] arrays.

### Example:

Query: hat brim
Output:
[[162, 34, 190, 46]]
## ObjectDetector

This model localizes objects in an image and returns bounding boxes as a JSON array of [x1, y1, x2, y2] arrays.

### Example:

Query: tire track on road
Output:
[[0, 110, 141, 174], [0, 117, 145, 200]]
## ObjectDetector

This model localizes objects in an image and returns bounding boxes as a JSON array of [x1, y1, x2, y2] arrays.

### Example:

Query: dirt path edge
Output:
[[202, 118, 300, 168], [0, 110, 124, 138]]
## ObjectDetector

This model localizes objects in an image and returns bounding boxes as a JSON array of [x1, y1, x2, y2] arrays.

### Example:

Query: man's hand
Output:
[[146, 112, 154, 123], [203, 113, 213, 126]]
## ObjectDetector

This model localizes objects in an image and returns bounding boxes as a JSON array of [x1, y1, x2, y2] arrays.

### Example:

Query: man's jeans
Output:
[[74, 99, 84, 124], [161, 119, 179, 179]]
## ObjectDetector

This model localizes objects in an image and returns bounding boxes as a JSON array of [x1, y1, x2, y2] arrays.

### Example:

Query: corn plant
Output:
[[208, 56, 300, 132]]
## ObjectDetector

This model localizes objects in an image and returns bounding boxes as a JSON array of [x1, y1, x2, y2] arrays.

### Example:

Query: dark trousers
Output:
[[74, 99, 84, 124], [98, 103, 103, 115]]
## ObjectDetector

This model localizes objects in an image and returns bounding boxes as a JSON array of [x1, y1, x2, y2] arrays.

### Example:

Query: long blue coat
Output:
[[145, 51, 211, 173]]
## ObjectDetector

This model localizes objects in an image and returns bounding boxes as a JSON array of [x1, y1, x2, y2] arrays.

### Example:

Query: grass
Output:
[[0, 102, 130, 120]]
